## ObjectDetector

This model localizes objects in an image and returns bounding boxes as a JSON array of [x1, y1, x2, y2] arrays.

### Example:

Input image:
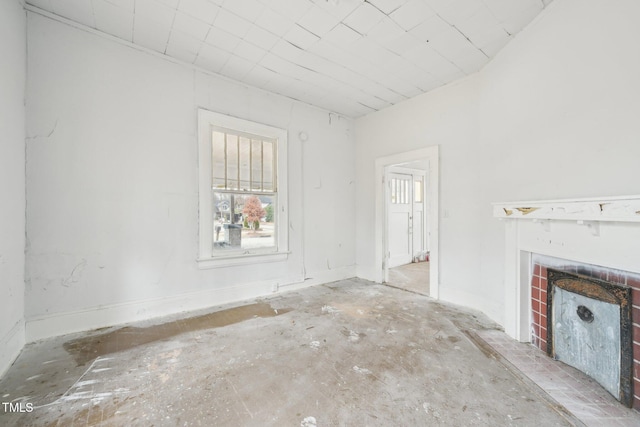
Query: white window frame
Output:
[[197, 109, 289, 269]]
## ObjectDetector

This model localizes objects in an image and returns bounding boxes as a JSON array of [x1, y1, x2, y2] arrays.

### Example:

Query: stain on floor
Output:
[[63, 303, 291, 366]]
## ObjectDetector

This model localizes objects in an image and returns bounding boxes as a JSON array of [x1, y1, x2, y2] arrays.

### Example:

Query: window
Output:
[[198, 109, 288, 268], [390, 177, 410, 204], [414, 178, 423, 203]]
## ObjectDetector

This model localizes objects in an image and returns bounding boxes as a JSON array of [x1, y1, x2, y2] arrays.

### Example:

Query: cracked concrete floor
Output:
[[0, 279, 577, 426]]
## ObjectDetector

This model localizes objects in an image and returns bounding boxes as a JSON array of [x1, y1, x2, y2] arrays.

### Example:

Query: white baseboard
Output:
[[0, 319, 25, 378], [26, 266, 355, 343]]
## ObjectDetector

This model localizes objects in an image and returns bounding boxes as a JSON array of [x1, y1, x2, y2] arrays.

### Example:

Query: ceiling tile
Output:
[[429, 26, 481, 62], [154, 0, 180, 8], [409, 15, 451, 43], [219, 55, 254, 80], [291, 49, 336, 74], [390, 0, 435, 31], [261, 73, 298, 95], [269, 39, 305, 63], [323, 23, 362, 45], [221, 0, 265, 23], [165, 31, 202, 63], [133, 15, 171, 52], [243, 25, 280, 51], [382, 76, 422, 98], [213, 8, 252, 39], [450, 49, 489, 74], [254, 7, 295, 37], [205, 26, 242, 53], [313, 0, 361, 21], [455, 5, 499, 37], [385, 32, 424, 56], [342, 3, 385, 35], [403, 44, 462, 77], [134, 0, 176, 27], [233, 40, 267, 63], [297, 6, 340, 38], [479, 33, 511, 57], [467, 26, 510, 54], [195, 43, 231, 72], [259, 53, 302, 78], [367, 0, 408, 15], [501, 3, 544, 35], [284, 25, 320, 50], [426, 0, 484, 23], [177, 0, 220, 24], [51, 0, 95, 28], [101, 0, 134, 12], [352, 39, 397, 67], [333, 52, 387, 84], [267, 0, 313, 22], [93, 0, 133, 42], [172, 11, 211, 40], [367, 17, 406, 46], [241, 65, 278, 88], [483, 0, 540, 23]]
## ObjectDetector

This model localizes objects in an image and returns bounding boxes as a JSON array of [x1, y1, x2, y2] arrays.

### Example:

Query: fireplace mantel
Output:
[[493, 195, 640, 222], [493, 195, 640, 343]]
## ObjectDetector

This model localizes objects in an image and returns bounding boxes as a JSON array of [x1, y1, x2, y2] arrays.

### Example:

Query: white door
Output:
[[388, 172, 413, 268]]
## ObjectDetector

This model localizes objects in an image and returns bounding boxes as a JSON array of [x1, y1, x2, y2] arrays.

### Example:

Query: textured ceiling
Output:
[[26, 0, 552, 117]]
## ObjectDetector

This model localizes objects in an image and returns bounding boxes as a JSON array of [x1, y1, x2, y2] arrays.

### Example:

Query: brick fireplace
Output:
[[529, 257, 640, 409], [493, 195, 640, 412]]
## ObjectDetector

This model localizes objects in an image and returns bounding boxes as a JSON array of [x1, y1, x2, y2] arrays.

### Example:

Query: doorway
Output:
[[374, 146, 439, 299], [387, 167, 426, 268]]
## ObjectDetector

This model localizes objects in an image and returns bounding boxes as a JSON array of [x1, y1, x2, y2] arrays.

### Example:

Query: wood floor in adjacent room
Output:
[[388, 261, 430, 295], [0, 279, 585, 426]]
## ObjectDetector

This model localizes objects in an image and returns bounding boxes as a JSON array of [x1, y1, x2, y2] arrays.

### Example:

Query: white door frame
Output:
[[374, 146, 439, 299]]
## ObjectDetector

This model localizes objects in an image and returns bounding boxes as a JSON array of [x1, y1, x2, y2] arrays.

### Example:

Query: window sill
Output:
[[197, 251, 290, 269]]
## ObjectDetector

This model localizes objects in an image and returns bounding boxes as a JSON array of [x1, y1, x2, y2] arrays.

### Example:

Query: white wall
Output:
[[0, 0, 26, 376], [355, 0, 640, 325], [25, 12, 355, 341]]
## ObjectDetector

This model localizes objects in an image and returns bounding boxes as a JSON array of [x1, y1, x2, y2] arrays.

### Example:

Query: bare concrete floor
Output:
[[0, 279, 577, 426]]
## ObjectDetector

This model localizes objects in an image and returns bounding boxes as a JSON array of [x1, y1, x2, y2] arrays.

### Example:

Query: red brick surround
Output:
[[530, 261, 640, 410]]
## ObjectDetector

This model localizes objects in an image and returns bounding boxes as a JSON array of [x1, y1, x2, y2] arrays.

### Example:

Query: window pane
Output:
[[391, 178, 397, 204], [251, 139, 262, 191], [239, 136, 250, 191], [212, 192, 276, 252], [226, 134, 238, 190], [263, 140, 274, 191], [414, 179, 423, 203], [212, 131, 226, 189], [403, 179, 408, 204]]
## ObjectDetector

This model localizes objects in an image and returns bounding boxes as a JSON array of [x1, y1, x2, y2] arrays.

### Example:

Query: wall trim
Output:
[[25, 267, 355, 343], [0, 319, 25, 378]]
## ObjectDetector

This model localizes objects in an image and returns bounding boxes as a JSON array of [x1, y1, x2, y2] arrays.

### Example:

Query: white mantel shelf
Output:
[[494, 195, 640, 342], [492, 195, 640, 223]]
